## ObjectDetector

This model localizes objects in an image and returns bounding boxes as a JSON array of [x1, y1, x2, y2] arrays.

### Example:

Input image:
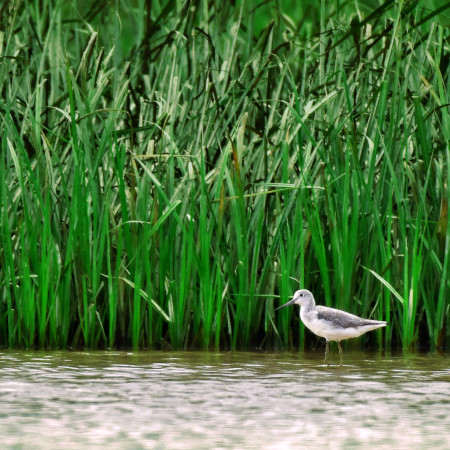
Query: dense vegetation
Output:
[[0, 0, 448, 351]]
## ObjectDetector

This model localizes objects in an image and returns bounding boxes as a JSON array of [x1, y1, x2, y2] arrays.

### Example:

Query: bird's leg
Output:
[[324, 341, 330, 365], [337, 341, 343, 366]]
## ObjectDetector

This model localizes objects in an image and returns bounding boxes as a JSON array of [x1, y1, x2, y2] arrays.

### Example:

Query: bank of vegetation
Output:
[[0, 0, 448, 351]]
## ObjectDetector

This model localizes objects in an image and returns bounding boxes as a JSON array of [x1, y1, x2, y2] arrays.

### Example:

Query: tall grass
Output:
[[0, 0, 448, 351]]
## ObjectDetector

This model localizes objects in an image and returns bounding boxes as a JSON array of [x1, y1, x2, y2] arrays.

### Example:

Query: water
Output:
[[0, 350, 449, 449]]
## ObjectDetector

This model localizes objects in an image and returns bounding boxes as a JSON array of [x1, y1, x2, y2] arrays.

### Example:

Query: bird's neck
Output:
[[301, 299, 316, 314]]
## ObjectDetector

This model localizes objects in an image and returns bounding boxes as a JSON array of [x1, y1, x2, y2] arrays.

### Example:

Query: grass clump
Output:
[[0, 0, 449, 351]]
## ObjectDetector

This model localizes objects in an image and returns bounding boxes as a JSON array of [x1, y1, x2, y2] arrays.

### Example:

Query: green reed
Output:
[[0, 0, 448, 351]]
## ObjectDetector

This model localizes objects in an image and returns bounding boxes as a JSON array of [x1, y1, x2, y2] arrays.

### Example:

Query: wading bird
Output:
[[276, 289, 387, 366]]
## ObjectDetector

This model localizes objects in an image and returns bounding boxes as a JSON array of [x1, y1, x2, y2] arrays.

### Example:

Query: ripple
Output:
[[0, 351, 449, 448]]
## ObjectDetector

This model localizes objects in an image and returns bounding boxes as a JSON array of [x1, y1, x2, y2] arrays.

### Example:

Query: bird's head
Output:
[[275, 289, 315, 310]]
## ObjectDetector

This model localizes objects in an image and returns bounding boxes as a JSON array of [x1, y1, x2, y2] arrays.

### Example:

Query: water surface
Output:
[[1, 350, 449, 449]]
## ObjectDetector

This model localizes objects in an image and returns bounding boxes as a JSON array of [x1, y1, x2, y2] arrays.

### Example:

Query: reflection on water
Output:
[[0, 350, 449, 449]]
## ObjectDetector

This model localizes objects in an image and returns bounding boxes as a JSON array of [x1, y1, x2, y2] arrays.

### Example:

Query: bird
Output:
[[275, 289, 388, 366]]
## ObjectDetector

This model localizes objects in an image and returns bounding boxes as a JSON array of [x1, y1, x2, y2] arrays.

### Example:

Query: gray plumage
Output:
[[316, 306, 382, 329]]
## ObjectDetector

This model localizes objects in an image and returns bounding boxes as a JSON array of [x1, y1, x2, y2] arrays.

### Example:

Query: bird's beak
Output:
[[275, 298, 297, 311]]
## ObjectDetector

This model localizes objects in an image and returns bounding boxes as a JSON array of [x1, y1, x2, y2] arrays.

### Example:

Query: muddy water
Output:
[[0, 351, 449, 449]]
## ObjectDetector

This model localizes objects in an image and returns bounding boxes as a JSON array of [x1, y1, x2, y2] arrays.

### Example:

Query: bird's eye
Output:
[[300, 293, 304, 297]]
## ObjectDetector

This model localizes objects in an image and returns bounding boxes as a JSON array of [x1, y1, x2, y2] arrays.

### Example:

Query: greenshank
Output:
[[276, 289, 387, 365]]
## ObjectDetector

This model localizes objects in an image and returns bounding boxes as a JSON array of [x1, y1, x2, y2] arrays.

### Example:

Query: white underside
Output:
[[300, 310, 387, 342]]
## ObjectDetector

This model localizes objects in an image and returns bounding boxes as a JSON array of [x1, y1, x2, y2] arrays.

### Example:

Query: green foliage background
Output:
[[0, 0, 449, 351]]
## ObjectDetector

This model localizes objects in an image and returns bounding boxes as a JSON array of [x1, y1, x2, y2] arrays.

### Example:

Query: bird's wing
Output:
[[316, 306, 381, 329]]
